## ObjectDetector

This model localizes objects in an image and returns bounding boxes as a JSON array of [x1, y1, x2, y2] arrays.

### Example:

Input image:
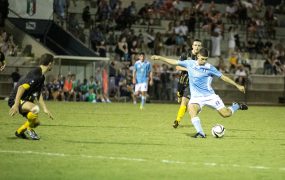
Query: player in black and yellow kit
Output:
[[173, 39, 202, 128], [8, 53, 54, 140], [0, 51, 6, 71]]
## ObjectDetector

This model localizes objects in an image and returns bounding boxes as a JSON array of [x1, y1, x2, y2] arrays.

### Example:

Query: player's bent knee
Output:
[[218, 109, 232, 118], [31, 105, 40, 114]]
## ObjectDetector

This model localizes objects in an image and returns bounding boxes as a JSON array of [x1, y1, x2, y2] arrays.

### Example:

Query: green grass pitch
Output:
[[0, 100, 285, 180]]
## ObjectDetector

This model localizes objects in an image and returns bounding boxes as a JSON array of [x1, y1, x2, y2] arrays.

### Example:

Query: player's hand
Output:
[[9, 105, 19, 116], [132, 78, 136, 85], [149, 79, 153, 86], [237, 85, 245, 93], [44, 108, 54, 120], [151, 55, 159, 61]]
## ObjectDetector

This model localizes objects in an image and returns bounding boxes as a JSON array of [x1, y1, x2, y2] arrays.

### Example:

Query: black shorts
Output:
[[8, 99, 31, 118], [182, 86, 191, 99]]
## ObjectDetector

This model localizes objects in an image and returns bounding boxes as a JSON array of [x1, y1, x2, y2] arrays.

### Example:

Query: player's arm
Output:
[[132, 69, 136, 84], [149, 71, 153, 86], [151, 55, 179, 65], [176, 66, 187, 71], [38, 94, 54, 120], [9, 85, 26, 116], [220, 74, 245, 93]]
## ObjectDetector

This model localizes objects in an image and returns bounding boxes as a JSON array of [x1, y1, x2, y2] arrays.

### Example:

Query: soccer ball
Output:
[[211, 124, 225, 138]]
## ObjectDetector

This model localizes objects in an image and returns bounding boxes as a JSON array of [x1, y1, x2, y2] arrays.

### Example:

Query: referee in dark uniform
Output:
[[173, 39, 202, 128], [8, 53, 54, 140]]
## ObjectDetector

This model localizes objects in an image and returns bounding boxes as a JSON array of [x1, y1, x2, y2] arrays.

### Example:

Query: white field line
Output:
[[0, 149, 284, 172]]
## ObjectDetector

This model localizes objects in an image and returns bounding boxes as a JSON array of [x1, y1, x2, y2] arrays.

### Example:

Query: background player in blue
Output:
[[133, 52, 153, 110], [151, 48, 248, 138]]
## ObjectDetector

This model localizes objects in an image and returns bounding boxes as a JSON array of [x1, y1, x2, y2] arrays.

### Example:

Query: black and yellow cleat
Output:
[[15, 131, 28, 139], [27, 129, 40, 140], [173, 120, 179, 128]]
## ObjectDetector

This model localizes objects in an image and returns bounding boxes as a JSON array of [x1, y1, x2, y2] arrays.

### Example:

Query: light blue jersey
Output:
[[134, 60, 152, 83], [178, 59, 222, 98]]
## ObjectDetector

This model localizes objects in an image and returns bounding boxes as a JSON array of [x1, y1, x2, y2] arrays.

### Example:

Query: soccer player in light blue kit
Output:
[[152, 48, 248, 138], [133, 52, 153, 110]]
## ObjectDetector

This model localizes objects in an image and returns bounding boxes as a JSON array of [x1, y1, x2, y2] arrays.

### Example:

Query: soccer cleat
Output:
[[193, 132, 206, 138], [26, 129, 40, 140], [232, 102, 248, 110], [15, 131, 28, 139], [238, 103, 248, 110], [173, 120, 179, 128]]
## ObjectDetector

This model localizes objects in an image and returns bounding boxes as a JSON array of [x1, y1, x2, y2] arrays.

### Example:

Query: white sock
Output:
[[191, 117, 205, 135]]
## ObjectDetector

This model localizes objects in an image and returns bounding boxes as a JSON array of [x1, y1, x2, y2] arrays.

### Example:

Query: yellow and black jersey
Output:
[[177, 52, 198, 98], [8, 67, 45, 106], [178, 53, 198, 86]]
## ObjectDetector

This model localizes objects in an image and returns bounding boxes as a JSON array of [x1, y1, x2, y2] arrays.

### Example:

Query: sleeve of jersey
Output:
[[21, 78, 37, 90], [177, 60, 187, 67], [210, 65, 222, 77]]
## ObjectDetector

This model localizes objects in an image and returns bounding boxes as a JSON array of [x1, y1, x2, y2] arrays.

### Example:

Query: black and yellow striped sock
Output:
[[176, 105, 187, 122], [16, 121, 29, 134]]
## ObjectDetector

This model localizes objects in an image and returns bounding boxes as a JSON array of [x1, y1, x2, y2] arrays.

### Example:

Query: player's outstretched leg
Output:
[[173, 104, 187, 128], [237, 102, 248, 110], [229, 102, 248, 114], [191, 117, 206, 138]]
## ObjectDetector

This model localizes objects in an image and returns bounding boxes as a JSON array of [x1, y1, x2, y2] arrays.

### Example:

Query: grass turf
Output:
[[0, 100, 284, 180]]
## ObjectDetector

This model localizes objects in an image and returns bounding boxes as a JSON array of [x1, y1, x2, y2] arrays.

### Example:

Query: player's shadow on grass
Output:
[[64, 140, 169, 146], [178, 125, 192, 128], [42, 124, 132, 129]]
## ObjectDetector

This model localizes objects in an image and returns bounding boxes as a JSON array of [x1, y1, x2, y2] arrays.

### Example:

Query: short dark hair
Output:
[[40, 53, 54, 65], [139, 52, 145, 56], [193, 39, 202, 43], [199, 48, 209, 57]]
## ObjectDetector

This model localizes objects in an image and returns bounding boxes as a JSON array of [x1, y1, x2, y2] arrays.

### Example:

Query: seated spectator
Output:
[[87, 89, 97, 103], [96, 40, 107, 57], [225, 3, 238, 24], [79, 78, 89, 101], [63, 74, 76, 101], [90, 26, 105, 52], [82, 6, 91, 28], [241, 51, 252, 73], [246, 38, 256, 56], [229, 52, 238, 73], [115, 36, 129, 61], [11, 67, 21, 87], [128, 38, 139, 63], [51, 77, 65, 101], [237, 2, 248, 25], [263, 55, 273, 75], [234, 65, 248, 86], [97, 0, 112, 22], [272, 56, 284, 75], [216, 56, 228, 73], [255, 38, 265, 54]]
